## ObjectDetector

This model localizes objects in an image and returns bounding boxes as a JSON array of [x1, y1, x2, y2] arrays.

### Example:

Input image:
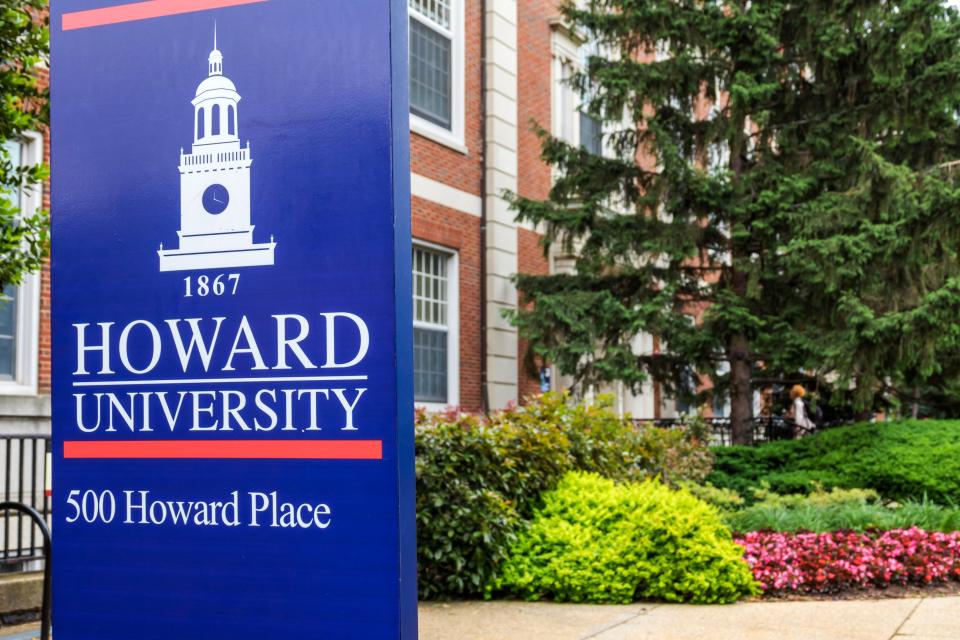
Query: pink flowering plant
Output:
[[735, 528, 960, 594]]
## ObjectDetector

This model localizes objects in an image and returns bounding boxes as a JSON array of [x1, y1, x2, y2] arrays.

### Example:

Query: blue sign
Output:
[[51, 1, 416, 637]]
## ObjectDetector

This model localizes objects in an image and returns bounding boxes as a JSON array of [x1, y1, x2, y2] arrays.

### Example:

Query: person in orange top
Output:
[[785, 384, 816, 438]]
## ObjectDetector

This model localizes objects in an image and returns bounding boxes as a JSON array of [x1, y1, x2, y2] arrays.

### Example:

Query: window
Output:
[[211, 104, 221, 136], [556, 59, 577, 144], [675, 369, 699, 416], [412, 245, 458, 407], [0, 136, 41, 394], [197, 108, 204, 139], [409, 18, 451, 128], [552, 29, 605, 156], [0, 282, 17, 381], [711, 359, 731, 418], [578, 40, 603, 155], [228, 106, 235, 135], [0, 142, 20, 381], [580, 111, 602, 155], [408, 0, 464, 150]]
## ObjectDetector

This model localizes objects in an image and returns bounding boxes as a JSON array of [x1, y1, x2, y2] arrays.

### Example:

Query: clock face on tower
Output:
[[202, 184, 230, 214]]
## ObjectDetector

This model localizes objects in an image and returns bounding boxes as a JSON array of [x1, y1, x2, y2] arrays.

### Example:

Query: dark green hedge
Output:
[[707, 420, 960, 504]]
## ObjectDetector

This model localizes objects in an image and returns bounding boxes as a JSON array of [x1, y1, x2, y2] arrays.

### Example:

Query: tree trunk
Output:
[[729, 333, 754, 445]]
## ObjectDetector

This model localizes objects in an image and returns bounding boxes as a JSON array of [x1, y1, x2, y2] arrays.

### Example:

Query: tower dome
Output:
[[195, 74, 236, 98], [191, 26, 242, 145]]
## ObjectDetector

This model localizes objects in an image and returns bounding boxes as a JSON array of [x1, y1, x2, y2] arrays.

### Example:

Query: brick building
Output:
[[406, 0, 671, 416], [0, 0, 675, 437]]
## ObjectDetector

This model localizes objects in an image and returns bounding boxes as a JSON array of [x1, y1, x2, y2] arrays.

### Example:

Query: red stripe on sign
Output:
[[63, 440, 383, 460], [62, 0, 268, 31]]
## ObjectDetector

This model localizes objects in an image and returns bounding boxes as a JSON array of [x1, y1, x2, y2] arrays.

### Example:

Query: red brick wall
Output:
[[412, 197, 483, 412], [518, 0, 555, 204], [38, 66, 50, 394], [39, 250, 50, 393], [408, 0, 484, 410], [515, 0, 554, 400], [517, 228, 549, 400], [409, 0, 483, 197]]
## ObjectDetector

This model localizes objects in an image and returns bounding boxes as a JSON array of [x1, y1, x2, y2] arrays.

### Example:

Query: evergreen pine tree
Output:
[[510, 0, 960, 443]]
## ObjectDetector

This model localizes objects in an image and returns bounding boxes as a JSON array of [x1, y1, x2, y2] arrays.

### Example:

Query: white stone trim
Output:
[[410, 118, 469, 154], [483, 0, 519, 409], [410, 172, 481, 217]]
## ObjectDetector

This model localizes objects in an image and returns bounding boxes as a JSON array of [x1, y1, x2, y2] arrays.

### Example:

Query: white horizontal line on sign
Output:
[[72, 375, 369, 387]]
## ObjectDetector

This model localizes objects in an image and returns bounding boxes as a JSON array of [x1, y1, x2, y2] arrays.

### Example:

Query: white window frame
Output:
[[408, 0, 467, 154], [0, 132, 42, 396], [551, 28, 583, 148], [412, 240, 460, 411], [407, 0, 467, 153]]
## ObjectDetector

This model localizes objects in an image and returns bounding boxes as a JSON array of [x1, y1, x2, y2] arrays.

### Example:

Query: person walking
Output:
[[786, 384, 816, 438]]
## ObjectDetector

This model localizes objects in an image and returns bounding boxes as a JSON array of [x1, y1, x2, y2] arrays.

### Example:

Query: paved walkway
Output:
[[419, 596, 960, 640], [0, 625, 40, 640], [3, 596, 956, 639]]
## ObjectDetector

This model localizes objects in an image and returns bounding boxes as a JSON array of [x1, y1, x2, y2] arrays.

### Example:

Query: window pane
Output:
[[412, 246, 448, 326], [414, 327, 447, 403], [407, 0, 453, 29], [580, 111, 602, 155], [412, 247, 450, 403], [409, 18, 452, 130], [0, 285, 18, 381], [409, 0, 451, 30]]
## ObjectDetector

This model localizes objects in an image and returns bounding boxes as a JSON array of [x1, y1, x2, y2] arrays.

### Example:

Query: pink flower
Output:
[[733, 529, 960, 595]]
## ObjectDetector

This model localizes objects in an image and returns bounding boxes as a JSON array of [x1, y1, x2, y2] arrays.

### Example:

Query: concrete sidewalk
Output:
[[0, 625, 40, 640], [419, 596, 960, 640], [3, 596, 956, 638]]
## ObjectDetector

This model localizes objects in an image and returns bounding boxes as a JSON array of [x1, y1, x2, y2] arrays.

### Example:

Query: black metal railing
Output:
[[0, 435, 51, 568], [0, 502, 51, 640], [637, 416, 801, 446]]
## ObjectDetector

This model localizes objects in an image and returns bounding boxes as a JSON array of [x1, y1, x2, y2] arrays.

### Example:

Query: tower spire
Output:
[[208, 23, 223, 76]]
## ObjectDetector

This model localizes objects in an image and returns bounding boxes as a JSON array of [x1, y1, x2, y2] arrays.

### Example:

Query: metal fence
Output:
[[0, 435, 51, 571], [642, 416, 799, 446]]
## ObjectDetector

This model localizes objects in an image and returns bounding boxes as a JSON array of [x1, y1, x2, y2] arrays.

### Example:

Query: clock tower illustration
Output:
[[158, 29, 276, 272]]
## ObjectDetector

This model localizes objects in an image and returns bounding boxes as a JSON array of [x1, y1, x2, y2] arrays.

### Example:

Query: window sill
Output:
[[416, 402, 459, 414], [0, 382, 39, 397], [410, 116, 468, 155]]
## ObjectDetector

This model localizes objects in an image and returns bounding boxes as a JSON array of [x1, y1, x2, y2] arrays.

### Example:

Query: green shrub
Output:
[[415, 394, 713, 599], [725, 486, 960, 533], [497, 393, 713, 487], [491, 472, 759, 604], [679, 481, 746, 513], [708, 420, 960, 504], [415, 414, 528, 599]]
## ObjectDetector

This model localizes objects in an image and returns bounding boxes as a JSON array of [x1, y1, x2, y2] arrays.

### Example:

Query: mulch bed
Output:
[[758, 581, 960, 601]]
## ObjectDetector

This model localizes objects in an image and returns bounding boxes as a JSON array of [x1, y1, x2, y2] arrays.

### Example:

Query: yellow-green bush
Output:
[[415, 394, 713, 599], [491, 472, 759, 604]]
